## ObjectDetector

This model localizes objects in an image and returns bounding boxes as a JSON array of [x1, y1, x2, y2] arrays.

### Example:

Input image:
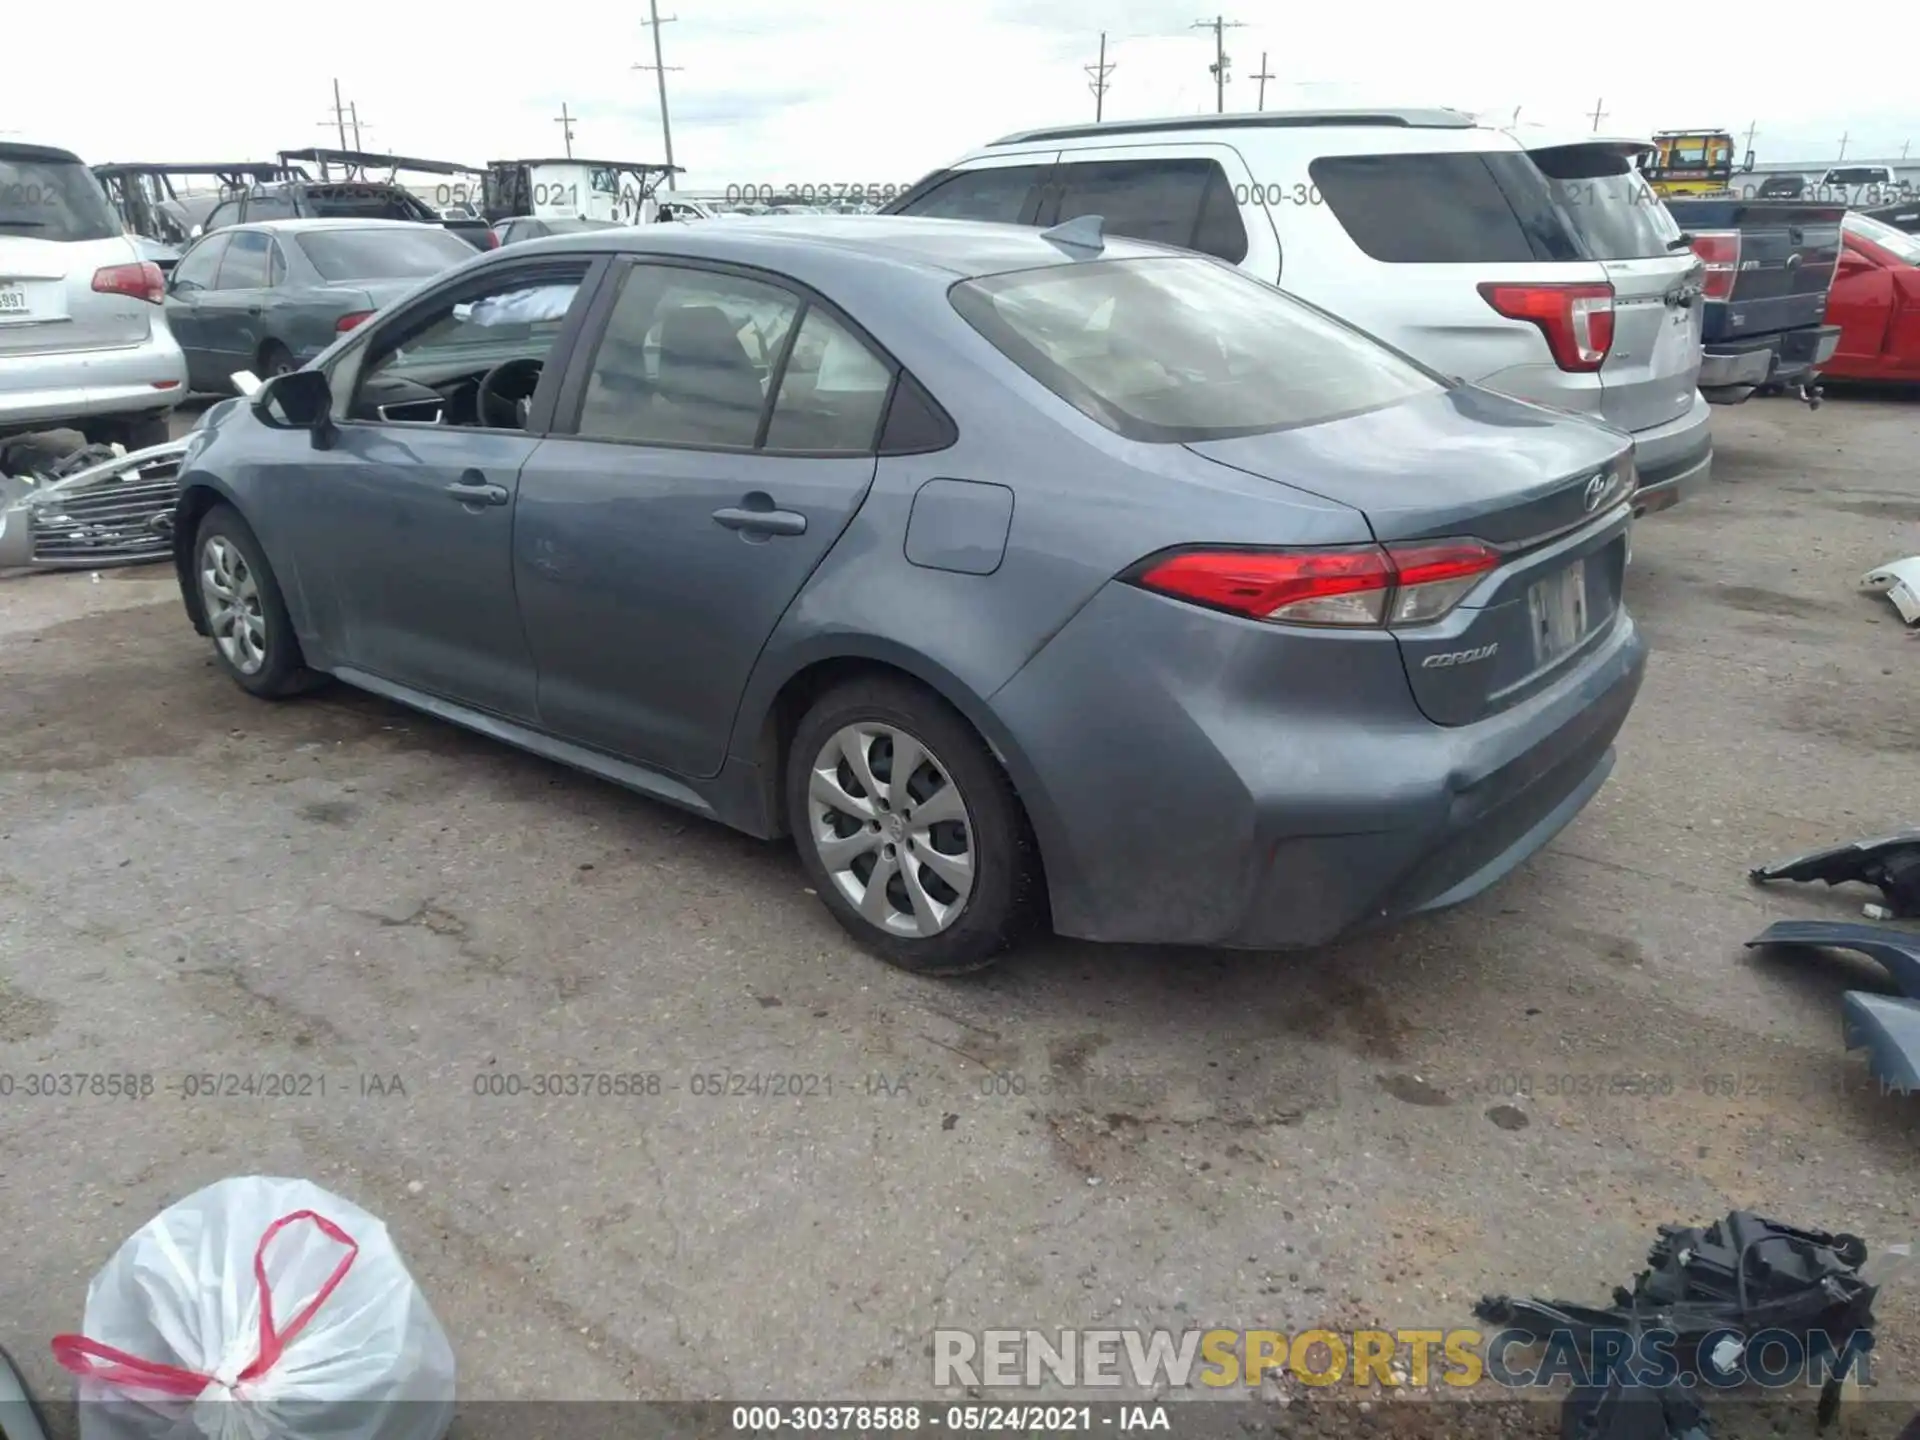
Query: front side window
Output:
[[888, 166, 1045, 223], [1050, 158, 1250, 265], [576, 264, 801, 448], [951, 255, 1440, 443]]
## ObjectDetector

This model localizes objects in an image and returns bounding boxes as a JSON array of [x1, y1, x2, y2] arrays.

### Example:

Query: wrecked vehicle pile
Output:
[[0, 430, 188, 570]]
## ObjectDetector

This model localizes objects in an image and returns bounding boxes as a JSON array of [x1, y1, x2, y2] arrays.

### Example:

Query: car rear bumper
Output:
[[1626, 391, 1712, 516], [988, 583, 1648, 950], [1698, 326, 1842, 401], [0, 335, 188, 434]]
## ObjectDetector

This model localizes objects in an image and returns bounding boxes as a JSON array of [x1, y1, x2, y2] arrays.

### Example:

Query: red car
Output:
[[1823, 212, 1920, 380]]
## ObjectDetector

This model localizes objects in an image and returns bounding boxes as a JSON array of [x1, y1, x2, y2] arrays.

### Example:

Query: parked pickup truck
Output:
[[1664, 197, 1846, 404]]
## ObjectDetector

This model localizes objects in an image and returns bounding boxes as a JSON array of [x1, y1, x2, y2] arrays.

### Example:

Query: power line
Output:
[[1250, 52, 1274, 112], [1085, 32, 1115, 122], [633, 0, 681, 191], [1587, 96, 1607, 133], [556, 102, 577, 159], [1191, 16, 1245, 115]]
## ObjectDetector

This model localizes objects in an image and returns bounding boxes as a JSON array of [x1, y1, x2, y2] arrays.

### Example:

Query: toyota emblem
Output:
[[1583, 473, 1611, 511]]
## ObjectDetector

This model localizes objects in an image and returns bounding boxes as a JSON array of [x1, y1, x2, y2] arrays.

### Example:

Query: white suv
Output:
[[0, 142, 188, 449], [886, 109, 1711, 514]]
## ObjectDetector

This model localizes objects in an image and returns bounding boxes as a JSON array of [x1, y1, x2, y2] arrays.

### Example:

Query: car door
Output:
[[1030, 145, 1282, 278], [1828, 235, 1893, 366], [513, 257, 892, 778], [160, 232, 229, 389], [196, 229, 274, 377], [276, 253, 606, 720]]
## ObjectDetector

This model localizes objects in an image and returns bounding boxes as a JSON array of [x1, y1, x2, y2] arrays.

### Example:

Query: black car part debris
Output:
[[1751, 832, 1920, 918], [1476, 1212, 1876, 1439], [1746, 919, 1920, 1094]]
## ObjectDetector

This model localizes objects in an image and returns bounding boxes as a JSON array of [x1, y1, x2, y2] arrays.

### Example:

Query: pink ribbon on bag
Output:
[[51, 1209, 360, 1397]]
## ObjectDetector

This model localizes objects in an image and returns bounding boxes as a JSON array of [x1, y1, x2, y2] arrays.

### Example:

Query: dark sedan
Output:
[[169, 217, 1645, 974], [163, 219, 477, 392]]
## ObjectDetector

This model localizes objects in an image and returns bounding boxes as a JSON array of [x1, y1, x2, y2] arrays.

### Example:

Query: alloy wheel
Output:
[[807, 723, 975, 938], [199, 535, 268, 675]]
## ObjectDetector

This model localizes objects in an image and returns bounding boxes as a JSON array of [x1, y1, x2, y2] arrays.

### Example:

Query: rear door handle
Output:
[[445, 477, 510, 507], [713, 505, 807, 536], [246, 306, 261, 316]]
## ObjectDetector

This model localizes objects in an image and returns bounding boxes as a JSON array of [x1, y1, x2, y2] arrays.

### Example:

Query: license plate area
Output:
[[0, 282, 32, 320], [1529, 558, 1590, 668]]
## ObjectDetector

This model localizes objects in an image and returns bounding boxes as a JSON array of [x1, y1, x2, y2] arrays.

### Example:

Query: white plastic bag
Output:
[[52, 1177, 455, 1440]]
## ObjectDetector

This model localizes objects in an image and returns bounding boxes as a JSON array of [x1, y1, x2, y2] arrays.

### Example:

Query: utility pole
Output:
[[1903, 139, 1911, 162], [1085, 32, 1115, 122], [1588, 97, 1607, 133], [1837, 130, 1849, 160], [1191, 16, 1244, 115], [1250, 52, 1274, 112], [1742, 120, 1758, 157], [348, 102, 366, 151], [555, 102, 577, 158], [633, 0, 681, 191], [327, 78, 349, 151]]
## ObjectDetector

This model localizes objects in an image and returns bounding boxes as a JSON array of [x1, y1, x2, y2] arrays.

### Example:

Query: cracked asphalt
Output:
[[1, 393, 1918, 1435]]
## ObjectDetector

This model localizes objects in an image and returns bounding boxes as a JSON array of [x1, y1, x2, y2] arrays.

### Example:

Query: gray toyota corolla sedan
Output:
[[169, 215, 1647, 974]]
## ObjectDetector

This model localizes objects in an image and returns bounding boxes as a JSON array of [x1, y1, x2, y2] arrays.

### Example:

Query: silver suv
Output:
[[887, 110, 1711, 514], [0, 143, 188, 448]]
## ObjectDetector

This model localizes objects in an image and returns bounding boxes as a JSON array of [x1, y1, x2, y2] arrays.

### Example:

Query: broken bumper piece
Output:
[[0, 438, 188, 571], [1842, 992, 1920, 1094], [1750, 831, 1920, 918], [1744, 919, 1920, 996]]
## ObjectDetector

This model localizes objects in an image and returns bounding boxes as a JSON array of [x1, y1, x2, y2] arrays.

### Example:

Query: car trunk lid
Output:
[[0, 233, 150, 358], [1185, 386, 1634, 726], [1667, 198, 1845, 342]]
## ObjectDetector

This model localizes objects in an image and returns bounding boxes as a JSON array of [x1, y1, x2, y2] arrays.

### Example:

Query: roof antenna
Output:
[[1039, 213, 1105, 255]]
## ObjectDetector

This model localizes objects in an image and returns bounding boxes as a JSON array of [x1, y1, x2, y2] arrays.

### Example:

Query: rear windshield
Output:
[[304, 186, 433, 222], [0, 154, 122, 241], [296, 228, 477, 280], [1528, 144, 1682, 260], [950, 256, 1442, 443]]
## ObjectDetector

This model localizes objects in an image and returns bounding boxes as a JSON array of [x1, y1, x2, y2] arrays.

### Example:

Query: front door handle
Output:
[[445, 478, 509, 507], [246, 306, 261, 316], [713, 505, 807, 536]]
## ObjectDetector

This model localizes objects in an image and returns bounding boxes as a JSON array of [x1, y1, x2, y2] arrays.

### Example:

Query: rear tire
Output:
[[191, 504, 319, 700], [786, 678, 1041, 975]]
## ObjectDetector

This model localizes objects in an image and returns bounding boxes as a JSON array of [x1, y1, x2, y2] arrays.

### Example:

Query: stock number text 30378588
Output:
[[725, 183, 916, 206]]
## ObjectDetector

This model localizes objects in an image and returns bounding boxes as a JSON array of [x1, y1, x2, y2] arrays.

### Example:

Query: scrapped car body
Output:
[[1, 142, 187, 448], [886, 112, 1710, 515], [163, 219, 480, 391], [168, 216, 1646, 972], [0, 437, 188, 569], [1820, 213, 1920, 383]]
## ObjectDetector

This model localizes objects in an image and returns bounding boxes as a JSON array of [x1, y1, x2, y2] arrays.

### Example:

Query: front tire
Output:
[[786, 678, 1040, 975], [192, 505, 317, 699]]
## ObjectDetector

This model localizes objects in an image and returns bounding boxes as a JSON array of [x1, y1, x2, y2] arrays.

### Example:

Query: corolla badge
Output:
[[1421, 643, 1500, 668], [1583, 472, 1612, 511]]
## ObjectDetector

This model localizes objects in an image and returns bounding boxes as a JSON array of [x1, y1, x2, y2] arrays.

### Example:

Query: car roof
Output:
[[989, 107, 1479, 146], [227, 218, 454, 236], [511, 214, 1191, 279], [0, 142, 89, 165]]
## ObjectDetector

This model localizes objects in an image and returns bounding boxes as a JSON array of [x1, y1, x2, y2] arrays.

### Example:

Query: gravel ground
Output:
[[1, 393, 1917, 1436]]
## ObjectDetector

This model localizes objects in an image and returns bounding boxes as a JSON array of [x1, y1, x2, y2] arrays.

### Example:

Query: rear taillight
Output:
[[1477, 282, 1616, 373], [1689, 230, 1740, 301], [336, 311, 373, 332], [485, 229, 500, 249], [1132, 539, 1502, 628], [92, 261, 165, 305]]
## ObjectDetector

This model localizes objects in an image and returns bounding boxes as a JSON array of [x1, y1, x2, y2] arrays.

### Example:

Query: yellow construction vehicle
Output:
[[1639, 131, 1750, 196]]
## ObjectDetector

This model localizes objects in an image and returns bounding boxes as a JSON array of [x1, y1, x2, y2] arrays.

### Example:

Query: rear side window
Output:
[[215, 231, 272, 289], [889, 167, 1044, 223], [1050, 159, 1249, 265], [0, 153, 122, 241], [952, 255, 1441, 443], [1528, 145, 1681, 261], [1311, 152, 1580, 263]]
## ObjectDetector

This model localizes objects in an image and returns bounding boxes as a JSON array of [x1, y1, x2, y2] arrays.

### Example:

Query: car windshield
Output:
[[1845, 212, 1920, 265], [0, 153, 122, 241], [296, 228, 477, 280], [1528, 145, 1683, 261], [951, 256, 1442, 443]]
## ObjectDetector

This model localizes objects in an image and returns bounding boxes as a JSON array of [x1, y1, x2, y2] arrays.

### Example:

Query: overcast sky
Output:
[[10, 0, 1920, 190]]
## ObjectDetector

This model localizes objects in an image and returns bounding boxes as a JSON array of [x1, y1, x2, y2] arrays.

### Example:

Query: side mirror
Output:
[[252, 369, 333, 438]]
